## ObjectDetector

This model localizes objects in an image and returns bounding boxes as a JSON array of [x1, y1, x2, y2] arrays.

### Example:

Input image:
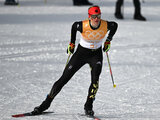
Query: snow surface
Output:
[[0, 0, 160, 119]]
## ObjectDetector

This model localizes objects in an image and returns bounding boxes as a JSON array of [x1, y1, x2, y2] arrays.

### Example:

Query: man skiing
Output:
[[32, 6, 118, 116]]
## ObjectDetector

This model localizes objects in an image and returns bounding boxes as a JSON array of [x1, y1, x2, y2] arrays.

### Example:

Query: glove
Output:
[[103, 41, 111, 52], [67, 42, 75, 54]]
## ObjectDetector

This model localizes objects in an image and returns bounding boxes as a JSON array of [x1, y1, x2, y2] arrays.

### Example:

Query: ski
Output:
[[12, 112, 100, 119], [79, 113, 101, 120], [12, 111, 53, 118]]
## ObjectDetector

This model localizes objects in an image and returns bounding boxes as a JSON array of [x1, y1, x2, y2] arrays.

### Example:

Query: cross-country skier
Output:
[[31, 5, 118, 116]]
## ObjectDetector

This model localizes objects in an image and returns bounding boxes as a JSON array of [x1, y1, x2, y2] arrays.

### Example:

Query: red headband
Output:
[[88, 6, 101, 17]]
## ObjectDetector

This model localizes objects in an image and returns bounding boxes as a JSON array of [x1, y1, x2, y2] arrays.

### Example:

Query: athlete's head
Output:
[[88, 6, 101, 28], [88, 6, 101, 18]]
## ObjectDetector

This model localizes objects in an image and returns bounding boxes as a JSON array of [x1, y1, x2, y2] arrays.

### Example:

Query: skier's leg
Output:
[[49, 54, 85, 98], [84, 51, 103, 116], [32, 51, 85, 114]]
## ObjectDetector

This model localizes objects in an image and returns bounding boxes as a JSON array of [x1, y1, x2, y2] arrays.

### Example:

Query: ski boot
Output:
[[84, 98, 94, 116], [134, 14, 146, 21], [84, 108, 94, 116], [31, 95, 53, 115]]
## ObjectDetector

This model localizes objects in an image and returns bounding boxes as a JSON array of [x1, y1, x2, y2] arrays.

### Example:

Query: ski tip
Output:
[[94, 118, 99, 120], [95, 117, 101, 120], [12, 112, 32, 117], [11, 111, 54, 118], [12, 114, 25, 117], [78, 113, 101, 120]]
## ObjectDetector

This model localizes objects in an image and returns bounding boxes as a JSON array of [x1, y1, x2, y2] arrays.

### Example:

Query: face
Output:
[[90, 14, 101, 28]]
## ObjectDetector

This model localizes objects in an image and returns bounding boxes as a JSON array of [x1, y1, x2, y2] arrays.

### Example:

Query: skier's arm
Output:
[[103, 21, 118, 52], [70, 21, 82, 44], [67, 21, 82, 54], [106, 21, 118, 41]]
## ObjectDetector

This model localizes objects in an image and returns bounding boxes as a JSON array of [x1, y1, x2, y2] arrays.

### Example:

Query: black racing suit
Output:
[[49, 20, 118, 109]]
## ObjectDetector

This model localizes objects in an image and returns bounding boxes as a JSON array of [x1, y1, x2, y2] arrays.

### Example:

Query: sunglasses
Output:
[[90, 14, 101, 19]]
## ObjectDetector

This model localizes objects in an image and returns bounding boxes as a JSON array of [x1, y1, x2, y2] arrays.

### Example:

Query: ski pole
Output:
[[66, 54, 71, 66], [106, 52, 116, 88]]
